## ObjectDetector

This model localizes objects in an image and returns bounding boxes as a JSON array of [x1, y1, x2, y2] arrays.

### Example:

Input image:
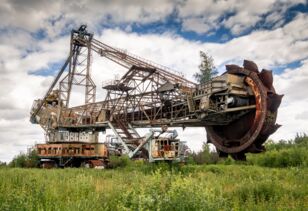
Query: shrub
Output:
[[108, 155, 131, 168], [247, 134, 308, 168], [190, 142, 220, 164], [294, 133, 308, 147], [248, 147, 307, 168], [9, 149, 39, 168], [0, 165, 306, 210]]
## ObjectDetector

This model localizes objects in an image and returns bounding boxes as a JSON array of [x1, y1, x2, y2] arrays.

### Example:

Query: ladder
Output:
[[115, 119, 140, 141]]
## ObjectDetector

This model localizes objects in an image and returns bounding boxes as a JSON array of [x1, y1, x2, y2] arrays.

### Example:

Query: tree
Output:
[[190, 142, 220, 164], [9, 149, 39, 168], [193, 51, 218, 83]]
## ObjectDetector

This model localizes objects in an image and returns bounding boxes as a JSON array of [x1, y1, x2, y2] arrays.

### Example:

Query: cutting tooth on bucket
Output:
[[226, 64, 241, 72], [267, 93, 284, 112], [266, 123, 282, 135], [243, 60, 259, 73], [259, 69, 273, 89]]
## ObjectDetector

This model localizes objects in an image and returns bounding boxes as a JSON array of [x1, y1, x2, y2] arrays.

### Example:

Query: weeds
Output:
[[0, 165, 307, 210], [0, 135, 307, 210]]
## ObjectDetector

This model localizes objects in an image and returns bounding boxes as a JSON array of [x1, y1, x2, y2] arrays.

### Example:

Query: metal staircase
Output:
[[107, 119, 153, 159]]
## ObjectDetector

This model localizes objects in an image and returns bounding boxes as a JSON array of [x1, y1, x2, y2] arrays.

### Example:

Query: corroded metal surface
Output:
[[30, 26, 283, 162], [37, 143, 108, 158], [206, 60, 282, 160]]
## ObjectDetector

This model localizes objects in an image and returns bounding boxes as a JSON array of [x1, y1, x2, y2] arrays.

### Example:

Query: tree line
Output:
[[187, 133, 308, 167]]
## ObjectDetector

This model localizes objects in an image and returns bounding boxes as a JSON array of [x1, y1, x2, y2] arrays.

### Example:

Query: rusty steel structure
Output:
[[30, 25, 282, 166]]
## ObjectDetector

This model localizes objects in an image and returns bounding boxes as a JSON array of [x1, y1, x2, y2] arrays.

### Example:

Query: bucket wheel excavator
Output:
[[30, 25, 282, 167]]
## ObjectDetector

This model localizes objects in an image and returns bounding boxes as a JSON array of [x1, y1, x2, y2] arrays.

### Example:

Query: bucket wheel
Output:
[[206, 60, 283, 160]]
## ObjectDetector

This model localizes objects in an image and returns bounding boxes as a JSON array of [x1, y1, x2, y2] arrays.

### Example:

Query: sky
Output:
[[0, 0, 308, 162]]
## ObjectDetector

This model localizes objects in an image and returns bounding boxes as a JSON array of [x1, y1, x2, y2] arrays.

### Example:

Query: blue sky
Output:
[[0, 0, 308, 162]]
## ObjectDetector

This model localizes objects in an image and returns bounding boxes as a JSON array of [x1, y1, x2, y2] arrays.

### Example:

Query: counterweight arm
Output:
[[30, 55, 71, 123]]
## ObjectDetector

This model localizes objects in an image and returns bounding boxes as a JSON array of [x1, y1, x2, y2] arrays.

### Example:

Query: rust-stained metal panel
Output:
[[36, 143, 108, 158]]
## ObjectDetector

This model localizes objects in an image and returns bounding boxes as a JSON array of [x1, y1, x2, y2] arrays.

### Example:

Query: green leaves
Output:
[[0, 165, 307, 210], [194, 51, 218, 84]]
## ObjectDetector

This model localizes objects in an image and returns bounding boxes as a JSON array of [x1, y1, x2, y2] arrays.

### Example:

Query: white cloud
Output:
[[203, 13, 308, 69], [179, 0, 306, 35], [271, 59, 308, 140], [1, 0, 306, 37], [0, 0, 176, 38], [181, 17, 217, 34]]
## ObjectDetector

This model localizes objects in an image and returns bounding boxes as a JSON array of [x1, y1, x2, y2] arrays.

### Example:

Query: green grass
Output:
[[247, 147, 308, 168], [0, 165, 307, 210]]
